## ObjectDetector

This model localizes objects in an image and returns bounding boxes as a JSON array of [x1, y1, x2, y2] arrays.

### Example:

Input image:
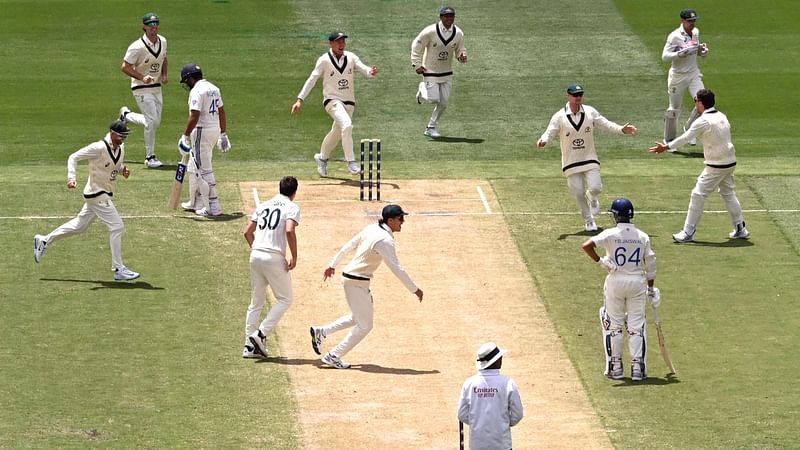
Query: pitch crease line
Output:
[[252, 187, 261, 206], [476, 186, 492, 214]]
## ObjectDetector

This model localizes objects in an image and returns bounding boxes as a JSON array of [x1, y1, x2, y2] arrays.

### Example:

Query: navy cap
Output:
[[382, 204, 408, 221], [567, 84, 585, 95], [680, 9, 698, 20], [109, 120, 130, 136], [142, 12, 160, 26], [439, 6, 456, 15], [328, 31, 348, 41]]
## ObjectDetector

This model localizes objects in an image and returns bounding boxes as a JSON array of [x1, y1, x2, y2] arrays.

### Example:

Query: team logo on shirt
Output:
[[572, 138, 586, 149], [438, 51, 449, 60], [338, 79, 349, 88]]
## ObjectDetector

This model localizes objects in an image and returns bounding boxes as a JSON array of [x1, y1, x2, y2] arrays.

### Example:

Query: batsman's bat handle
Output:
[[459, 421, 464, 450]]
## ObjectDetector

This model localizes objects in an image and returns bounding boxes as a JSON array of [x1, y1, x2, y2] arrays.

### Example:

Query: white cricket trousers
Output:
[[322, 278, 373, 358], [566, 168, 602, 221], [601, 273, 647, 372], [667, 68, 704, 132], [244, 250, 294, 347], [320, 100, 356, 162], [127, 88, 163, 158], [44, 196, 127, 270], [682, 165, 744, 234], [186, 125, 222, 213], [418, 79, 452, 129]]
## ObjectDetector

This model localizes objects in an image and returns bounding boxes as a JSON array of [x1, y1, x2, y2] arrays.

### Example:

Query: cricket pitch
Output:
[[239, 179, 611, 449]]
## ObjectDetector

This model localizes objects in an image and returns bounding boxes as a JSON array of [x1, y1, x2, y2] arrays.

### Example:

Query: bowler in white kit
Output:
[[242, 176, 301, 359]]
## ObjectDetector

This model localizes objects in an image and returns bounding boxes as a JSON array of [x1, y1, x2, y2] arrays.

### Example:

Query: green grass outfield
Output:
[[1, 0, 799, 448]]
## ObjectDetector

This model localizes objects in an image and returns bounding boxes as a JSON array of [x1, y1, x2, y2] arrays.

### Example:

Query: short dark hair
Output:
[[279, 176, 298, 197], [695, 89, 715, 109]]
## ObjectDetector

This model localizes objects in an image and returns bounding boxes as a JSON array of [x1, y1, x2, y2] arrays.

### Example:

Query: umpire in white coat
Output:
[[458, 342, 524, 450]]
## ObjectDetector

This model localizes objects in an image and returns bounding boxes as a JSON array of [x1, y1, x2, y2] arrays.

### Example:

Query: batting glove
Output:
[[218, 133, 231, 152], [178, 135, 192, 155], [598, 256, 618, 273], [648, 287, 661, 308]]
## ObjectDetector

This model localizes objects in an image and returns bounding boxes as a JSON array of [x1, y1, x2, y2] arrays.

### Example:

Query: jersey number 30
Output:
[[258, 208, 281, 231]]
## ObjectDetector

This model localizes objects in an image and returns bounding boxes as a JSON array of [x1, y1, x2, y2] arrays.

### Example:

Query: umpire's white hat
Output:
[[476, 342, 507, 370]]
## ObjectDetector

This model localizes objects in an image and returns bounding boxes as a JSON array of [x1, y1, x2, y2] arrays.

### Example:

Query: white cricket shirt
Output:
[[249, 194, 300, 255], [67, 133, 125, 199], [539, 104, 625, 177], [668, 108, 737, 167], [591, 223, 656, 280], [662, 25, 702, 74], [411, 21, 466, 83], [296, 50, 373, 105], [188, 79, 224, 128], [328, 222, 418, 294], [124, 34, 168, 90]]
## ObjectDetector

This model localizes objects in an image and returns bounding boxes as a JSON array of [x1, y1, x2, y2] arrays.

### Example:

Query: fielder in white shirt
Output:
[[309, 205, 423, 369], [582, 198, 658, 381], [537, 84, 637, 232], [457, 343, 524, 450], [33, 121, 140, 281], [650, 89, 749, 243], [662, 9, 709, 143], [242, 176, 301, 359], [177, 63, 230, 217], [411, 5, 467, 139], [120, 12, 168, 168], [291, 32, 378, 177]]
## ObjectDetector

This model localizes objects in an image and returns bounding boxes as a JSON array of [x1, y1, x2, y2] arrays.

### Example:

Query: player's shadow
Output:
[[611, 373, 681, 387], [178, 212, 246, 222], [557, 227, 605, 240], [318, 177, 402, 192], [670, 150, 704, 158], [256, 357, 440, 375], [676, 239, 754, 248], [40, 278, 164, 291], [124, 160, 177, 170], [427, 136, 485, 144]]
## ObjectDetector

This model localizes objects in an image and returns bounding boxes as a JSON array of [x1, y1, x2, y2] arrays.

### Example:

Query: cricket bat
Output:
[[652, 305, 677, 374], [167, 154, 189, 209]]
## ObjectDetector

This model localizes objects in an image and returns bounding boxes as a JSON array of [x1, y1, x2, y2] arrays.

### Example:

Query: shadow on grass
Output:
[[675, 239, 754, 248], [40, 278, 164, 290], [426, 136, 485, 144], [557, 227, 605, 240], [255, 357, 440, 375], [176, 212, 246, 222], [670, 150, 704, 158], [123, 160, 180, 170], [611, 373, 681, 387], [315, 177, 402, 192]]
